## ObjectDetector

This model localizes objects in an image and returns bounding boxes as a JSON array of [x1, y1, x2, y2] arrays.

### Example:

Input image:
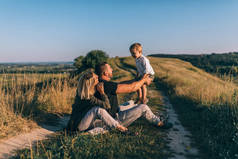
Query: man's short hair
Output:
[[95, 62, 108, 76], [129, 43, 142, 52]]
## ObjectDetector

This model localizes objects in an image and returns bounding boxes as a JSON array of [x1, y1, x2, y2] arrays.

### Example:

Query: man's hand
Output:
[[116, 74, 153, 94], [142, 74, 153, 85], [96, 82, 105, 95]]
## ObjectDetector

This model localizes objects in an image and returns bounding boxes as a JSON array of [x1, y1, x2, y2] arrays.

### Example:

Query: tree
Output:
[[81, 50, 109, 69], [73, 56, 84, 69], [73, 50, 109, 73]]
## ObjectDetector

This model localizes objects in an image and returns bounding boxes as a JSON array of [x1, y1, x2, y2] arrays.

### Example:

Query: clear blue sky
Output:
[[0, 0, 238, 62]]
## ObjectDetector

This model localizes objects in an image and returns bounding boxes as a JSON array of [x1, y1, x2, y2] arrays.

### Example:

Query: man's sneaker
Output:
[[160, 114, 169, 122]]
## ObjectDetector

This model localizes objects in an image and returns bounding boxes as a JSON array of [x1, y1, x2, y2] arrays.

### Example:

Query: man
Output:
[[95, 62, 171, 128]]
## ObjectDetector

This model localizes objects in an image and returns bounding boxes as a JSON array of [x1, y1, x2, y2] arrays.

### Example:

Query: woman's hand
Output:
[[96, 82, 105, 95]]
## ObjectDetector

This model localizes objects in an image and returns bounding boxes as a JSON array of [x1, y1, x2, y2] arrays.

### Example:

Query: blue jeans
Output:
[[117, 101, 161, 127]]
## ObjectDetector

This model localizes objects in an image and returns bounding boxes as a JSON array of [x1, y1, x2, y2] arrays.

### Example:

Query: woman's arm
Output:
[[89, 94, 111, 109], [87, 82, 111, 109]]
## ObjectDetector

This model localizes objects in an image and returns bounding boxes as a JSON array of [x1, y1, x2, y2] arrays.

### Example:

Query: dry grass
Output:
[[0, 74, 77, 139], [122, 56, 238, 158], [123, 56, 238, 106], [14, 59, 170, 159]]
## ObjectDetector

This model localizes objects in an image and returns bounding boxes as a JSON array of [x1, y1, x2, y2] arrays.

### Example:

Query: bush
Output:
[[74, 50, 109, 71]]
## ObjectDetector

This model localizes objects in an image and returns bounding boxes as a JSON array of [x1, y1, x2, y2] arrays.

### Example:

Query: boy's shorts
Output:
[[136, 74, 154, 81]]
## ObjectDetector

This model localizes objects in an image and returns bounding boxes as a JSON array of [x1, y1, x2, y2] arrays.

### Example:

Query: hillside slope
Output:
[[1, 56, 238, 159], [122, 56, 238, 159]]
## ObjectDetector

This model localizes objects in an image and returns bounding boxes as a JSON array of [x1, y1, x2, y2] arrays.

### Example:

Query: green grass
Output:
[[14, 76, 172, 159], [122, 56, 238, 159], [7, 56, 238, 159], [14, 122, 170, 159]]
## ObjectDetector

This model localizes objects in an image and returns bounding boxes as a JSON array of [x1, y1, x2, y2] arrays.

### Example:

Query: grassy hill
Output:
[[150, 52, 238, 78], [1, 56, 238, 158], [122, 56, 238, 159]]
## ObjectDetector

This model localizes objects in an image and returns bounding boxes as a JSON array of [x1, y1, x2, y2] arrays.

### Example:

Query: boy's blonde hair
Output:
[[129, 43, 142, 52], [77, 71, 96, 100]]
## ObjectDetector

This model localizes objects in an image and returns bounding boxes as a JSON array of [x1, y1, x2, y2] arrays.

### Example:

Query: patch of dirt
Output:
[[0, 116, 70, 159], [161, 93, 199, 159]]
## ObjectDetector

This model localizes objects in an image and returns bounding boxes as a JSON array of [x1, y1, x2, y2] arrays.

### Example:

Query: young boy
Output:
[[129, 43, 155, 104]]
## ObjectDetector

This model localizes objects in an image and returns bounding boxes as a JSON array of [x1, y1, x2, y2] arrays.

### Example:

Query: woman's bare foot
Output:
[[116, 124, 128, 132]]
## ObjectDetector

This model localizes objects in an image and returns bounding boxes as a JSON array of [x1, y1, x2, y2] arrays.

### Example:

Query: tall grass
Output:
[[14, 69, 170, 159], [5, 57, 238, 158], [123, 56, 238, 159], [0, 73, 77, 139]]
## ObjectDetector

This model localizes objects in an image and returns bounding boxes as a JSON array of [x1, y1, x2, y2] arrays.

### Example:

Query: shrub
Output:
[[74, 50, 109, 71]]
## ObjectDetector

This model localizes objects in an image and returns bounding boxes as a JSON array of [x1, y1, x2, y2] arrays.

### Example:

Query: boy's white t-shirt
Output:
[[135, 55, 155, 76]]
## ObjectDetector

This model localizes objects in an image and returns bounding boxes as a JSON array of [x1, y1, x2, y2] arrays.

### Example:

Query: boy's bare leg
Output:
[[142, 84, 148, 104], [135, 87, 143, 104]]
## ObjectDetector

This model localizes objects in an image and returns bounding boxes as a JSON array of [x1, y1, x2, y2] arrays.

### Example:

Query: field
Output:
[[1, 57, 238, 159], [0, 73, 76, 138], [150, 52, 238, 84]]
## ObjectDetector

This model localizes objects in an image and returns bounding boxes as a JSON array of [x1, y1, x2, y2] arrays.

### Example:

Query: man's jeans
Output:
[[117, 100, 161, 127]]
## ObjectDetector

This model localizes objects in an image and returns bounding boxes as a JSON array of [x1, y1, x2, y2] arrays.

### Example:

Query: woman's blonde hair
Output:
[[77, 71, 96, 99]]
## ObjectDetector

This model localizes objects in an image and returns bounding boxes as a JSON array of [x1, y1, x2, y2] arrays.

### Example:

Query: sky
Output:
[[0, 0, 238, 62]]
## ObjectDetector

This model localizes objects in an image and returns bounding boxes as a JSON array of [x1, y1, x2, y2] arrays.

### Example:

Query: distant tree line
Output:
[[0, 50, 109, 75], [0, 64, 75, 74], [149, 52, 238, 76]]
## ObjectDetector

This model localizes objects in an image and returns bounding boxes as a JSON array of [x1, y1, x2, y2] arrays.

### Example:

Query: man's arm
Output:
[[116, 75, 152, 94], [119, 73, 140, 84]]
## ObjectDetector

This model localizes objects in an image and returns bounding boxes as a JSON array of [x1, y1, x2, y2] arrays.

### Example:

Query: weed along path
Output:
[[0, 116, 70, 159], [161, 93, 199, 159]]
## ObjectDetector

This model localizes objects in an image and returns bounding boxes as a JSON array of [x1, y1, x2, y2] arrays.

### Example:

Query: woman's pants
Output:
[[77, 106, 119, 131], [78, 101, 161, 132]]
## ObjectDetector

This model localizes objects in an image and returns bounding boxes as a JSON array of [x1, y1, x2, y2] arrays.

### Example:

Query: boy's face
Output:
[[130, 47, 142, 59]]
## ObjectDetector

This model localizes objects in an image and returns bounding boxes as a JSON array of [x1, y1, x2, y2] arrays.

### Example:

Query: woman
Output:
[[66, 71, 127, 132]]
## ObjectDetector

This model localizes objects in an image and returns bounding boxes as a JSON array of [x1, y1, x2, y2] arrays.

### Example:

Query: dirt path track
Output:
[[162, 93, 199, 159], [116, 61, 200, 159], [0, 60, 200, 159], [0, 116, 69, 159]]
